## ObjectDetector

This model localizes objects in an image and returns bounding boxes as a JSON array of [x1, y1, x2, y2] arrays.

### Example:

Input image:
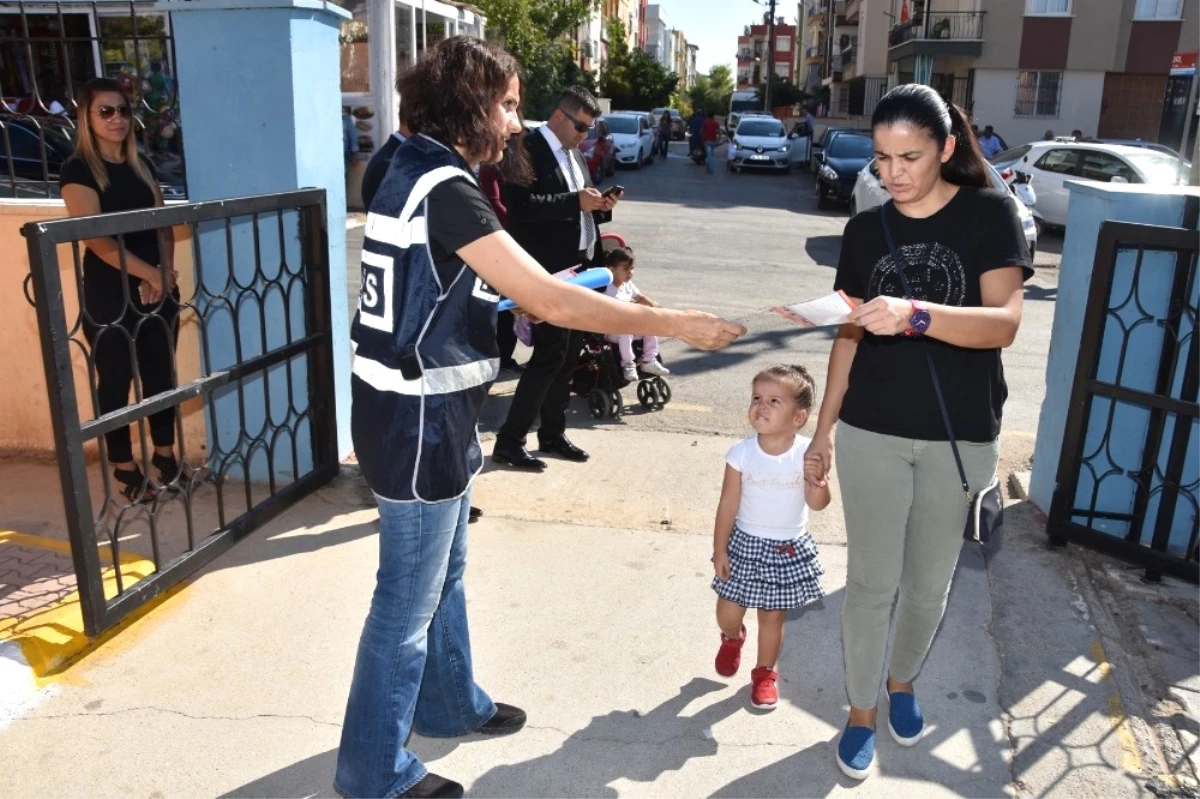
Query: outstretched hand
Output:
[[674, 310, 746, 351]]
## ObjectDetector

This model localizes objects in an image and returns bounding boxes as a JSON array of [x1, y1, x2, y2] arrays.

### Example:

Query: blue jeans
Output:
[[335, 490, 496, 798], [705, 142, 715, 174]]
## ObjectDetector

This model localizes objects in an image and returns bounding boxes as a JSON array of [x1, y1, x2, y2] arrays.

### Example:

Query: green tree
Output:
[[756, 74, 810, 111], [474, 0, 598, 118], [687, 66, 735, 117], [600, 18, 678, 110]]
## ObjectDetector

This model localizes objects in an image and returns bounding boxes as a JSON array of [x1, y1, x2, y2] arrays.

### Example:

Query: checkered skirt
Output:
[[712, 525, 825, 610]]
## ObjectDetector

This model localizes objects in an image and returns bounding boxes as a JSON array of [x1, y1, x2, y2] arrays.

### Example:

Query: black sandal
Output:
[[152, 453, 181, 486], [114, 466, 159, 504]]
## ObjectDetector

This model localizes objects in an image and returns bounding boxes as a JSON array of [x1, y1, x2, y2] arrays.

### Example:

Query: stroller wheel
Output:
[[588, 388, 612, 419], [653, 377, 672, 405], [610, 390, 623, 417], [636, 380, 655, 408]]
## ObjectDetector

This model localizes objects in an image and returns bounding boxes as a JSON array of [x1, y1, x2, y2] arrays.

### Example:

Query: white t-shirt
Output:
[[726, 434, 811, 540], [605, 280, 640, 303]]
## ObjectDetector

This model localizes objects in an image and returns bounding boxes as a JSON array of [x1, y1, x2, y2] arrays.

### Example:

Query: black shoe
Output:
[[476, 703, 527, 737], [398, 773, 464, 799], [539, 436, 589, 462], [500, 360, 526, 374], [492, 446, 547, 471], [468, 506, 482, 523]]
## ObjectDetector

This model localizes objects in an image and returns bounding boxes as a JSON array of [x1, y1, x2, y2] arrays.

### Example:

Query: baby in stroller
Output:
[[603, 246, 670, 381]]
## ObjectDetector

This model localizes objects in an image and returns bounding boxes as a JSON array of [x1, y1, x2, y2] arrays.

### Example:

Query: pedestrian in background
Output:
[[492, 86, 619, 473], [701, 113, 721, 175], [977, 124, 1004, 158], [360, 104, 411, 210], [658, 111, 672, 159], [808, 84, 1031, 780], [60, 78, 182, 504]]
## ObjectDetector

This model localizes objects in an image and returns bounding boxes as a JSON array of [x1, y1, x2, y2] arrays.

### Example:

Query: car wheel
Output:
[[783, 165, 793, 175], [817, 184, 831, 210], [849, 197, 857, 217]]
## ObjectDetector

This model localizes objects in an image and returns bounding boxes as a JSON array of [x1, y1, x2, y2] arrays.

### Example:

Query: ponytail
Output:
[[942, 102, 989, 188], [871, 83, 989, 189]]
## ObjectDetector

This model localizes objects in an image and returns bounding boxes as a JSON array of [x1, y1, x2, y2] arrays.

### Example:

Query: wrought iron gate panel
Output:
[[23, 189, 338, 636], [1048, 218, 1199, 583]]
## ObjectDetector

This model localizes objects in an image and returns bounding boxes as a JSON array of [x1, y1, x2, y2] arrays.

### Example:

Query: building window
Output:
[[1134, 0, 1183, 18], [1015, 70, 1062, 117], [776, 35, 792, 52], [776, 63, 790, 78], [1024, 0, 1071, 15]]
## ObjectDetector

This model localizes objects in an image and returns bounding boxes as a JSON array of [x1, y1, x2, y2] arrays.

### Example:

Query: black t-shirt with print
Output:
[[833, 186, 1033, 442], [425, 175, 504, 289]]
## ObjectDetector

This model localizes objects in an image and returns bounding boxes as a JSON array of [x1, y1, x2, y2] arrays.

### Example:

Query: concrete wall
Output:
[[0, 203, 205, 459], [858, 1, 890, 76], [974, 0, 1024, 69], [973, 68, 1104, 146], [1030, 184, 1200, 540]]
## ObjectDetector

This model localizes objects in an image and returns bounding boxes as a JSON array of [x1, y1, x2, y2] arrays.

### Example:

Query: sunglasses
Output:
[[557, 107, 594, 134], [96, 104, 132, 121]]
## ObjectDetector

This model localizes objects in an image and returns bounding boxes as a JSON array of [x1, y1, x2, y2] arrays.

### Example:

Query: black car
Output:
[[0, 117, 74, 183], [809, 125, 870, 173], [816, 130, 873, 210]]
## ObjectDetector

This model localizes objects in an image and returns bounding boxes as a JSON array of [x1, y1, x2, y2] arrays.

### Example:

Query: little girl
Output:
[[712, 364, 831, 709], [604, 247, 670, 381]]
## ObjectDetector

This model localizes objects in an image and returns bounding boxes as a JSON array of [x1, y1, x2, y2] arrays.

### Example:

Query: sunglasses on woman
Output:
[[96, 104, 132, 120]]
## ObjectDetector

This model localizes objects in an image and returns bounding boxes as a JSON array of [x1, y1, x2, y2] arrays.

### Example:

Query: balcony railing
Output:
[[889, 10, 985, 46], [845, 0, 862, 20]]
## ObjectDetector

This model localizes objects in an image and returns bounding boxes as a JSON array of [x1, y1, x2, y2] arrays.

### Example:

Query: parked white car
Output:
[[989, 141, 1188, 228], [604, 113, 655, 169], [728, 116, 795, 174], [852, 159, 1039, 257]]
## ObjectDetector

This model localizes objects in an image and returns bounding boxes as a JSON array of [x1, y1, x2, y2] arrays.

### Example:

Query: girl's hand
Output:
[[849, 295, 913, 336], [807, 431, 833, 484], [804, 454, 828, 488], [713, 550, 731, 582]]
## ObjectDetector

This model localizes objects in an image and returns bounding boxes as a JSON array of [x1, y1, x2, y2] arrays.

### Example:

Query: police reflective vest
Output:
[[350, 134, 500, 502]]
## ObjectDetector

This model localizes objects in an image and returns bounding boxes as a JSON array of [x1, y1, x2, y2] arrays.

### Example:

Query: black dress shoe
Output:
[[539, 436, 589, 462], [476, 702, 527, 737], [492, 446, 547, 471], [468, 506, 482, 523], [398, 773, 464, 799]]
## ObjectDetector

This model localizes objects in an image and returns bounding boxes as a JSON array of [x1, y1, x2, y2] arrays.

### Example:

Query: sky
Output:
[[650, 0, 801, 76]]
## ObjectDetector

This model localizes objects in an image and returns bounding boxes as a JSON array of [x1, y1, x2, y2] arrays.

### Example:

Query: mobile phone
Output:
[[602, 185, 625, 198]]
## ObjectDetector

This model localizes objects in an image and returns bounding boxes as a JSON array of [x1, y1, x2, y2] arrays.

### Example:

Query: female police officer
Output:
[[336, 37, 745, 799]]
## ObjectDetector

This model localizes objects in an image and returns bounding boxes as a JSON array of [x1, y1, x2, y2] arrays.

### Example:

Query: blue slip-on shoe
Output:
[[836, 725, 875, 780], [887, 690, 925, 746]]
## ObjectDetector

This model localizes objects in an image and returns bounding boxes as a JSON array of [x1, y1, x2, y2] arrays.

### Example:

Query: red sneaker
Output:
[[715, 625, 747, 677], [751, 667, 779, 710]]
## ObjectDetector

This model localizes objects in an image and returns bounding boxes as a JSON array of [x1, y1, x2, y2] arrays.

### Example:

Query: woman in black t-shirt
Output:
[[809, 85, 1032, 780], [60, 78, 181, 504]]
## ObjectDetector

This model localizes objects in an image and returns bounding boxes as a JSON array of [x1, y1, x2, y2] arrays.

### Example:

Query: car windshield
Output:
[[737, 120, 784, 137], [605, 116, 639, 134], [1124, 151, 1185, 184], [829, 135, 874, 158], [990, 145, 1031, 165], [730, 99, 760, 113]]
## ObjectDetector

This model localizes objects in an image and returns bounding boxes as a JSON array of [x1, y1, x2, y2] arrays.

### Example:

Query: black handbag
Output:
[[878, 204, 1003, 544]]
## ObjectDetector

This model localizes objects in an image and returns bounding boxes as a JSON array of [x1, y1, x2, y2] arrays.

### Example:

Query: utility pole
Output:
[[765, 0, 777, 112]]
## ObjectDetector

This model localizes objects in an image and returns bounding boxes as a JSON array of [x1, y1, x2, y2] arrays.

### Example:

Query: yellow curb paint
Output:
[[1, 531, 161, 681], [1090, 638, 1143, 774], [662, 402, 713, 413], [0, 529, 143, 566]]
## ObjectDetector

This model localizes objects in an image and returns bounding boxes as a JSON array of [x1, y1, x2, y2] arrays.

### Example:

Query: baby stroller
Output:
[[570, 233, 673, 419]]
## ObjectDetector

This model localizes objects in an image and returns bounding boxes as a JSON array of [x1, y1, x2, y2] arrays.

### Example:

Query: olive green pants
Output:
[[836, 422, 999, 709]]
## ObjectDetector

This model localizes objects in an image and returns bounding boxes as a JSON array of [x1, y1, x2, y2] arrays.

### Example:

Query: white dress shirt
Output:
[[539, 124, 594, 254]]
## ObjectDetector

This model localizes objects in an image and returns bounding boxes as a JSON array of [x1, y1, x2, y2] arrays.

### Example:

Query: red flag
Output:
[[901, 0, 910, 22]]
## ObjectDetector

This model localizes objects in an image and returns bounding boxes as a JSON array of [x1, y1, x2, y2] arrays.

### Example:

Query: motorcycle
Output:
[[688, 133, 706, 166], [1000, 167, 1037, 210]]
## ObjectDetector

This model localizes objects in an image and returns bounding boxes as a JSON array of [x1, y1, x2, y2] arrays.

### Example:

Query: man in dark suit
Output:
[[360, 107, 411, 210], [493, 86, 621, 471]]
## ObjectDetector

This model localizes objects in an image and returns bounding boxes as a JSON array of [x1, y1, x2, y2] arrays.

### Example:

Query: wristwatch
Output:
[[905, 299, 931, 337]]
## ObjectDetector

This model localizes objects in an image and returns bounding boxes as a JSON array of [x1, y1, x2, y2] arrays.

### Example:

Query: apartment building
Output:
[[645, 4, 670, 65], [572, 4, 605, 75], [686, 42, 700, 88], [600, 0, 644, 51], [737, 16, 799, 89], [810, 0, 890, 117]]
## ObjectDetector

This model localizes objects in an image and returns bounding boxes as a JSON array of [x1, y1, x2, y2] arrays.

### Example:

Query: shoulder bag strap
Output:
[[879, 203, 972, 503]]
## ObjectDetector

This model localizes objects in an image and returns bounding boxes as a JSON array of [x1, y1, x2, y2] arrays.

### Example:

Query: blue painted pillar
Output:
[[165, 0, 353, 480], [1030, 183, 1199, 515]]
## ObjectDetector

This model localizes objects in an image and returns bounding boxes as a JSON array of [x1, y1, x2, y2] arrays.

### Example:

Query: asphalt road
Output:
[[475, 141, 1062, 451]]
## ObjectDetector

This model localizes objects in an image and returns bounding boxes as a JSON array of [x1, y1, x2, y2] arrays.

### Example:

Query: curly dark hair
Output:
[[398, 36, 525, 169]]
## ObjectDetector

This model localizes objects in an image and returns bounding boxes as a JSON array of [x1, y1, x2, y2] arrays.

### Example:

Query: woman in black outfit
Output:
[[60, 78, 181, 503]]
